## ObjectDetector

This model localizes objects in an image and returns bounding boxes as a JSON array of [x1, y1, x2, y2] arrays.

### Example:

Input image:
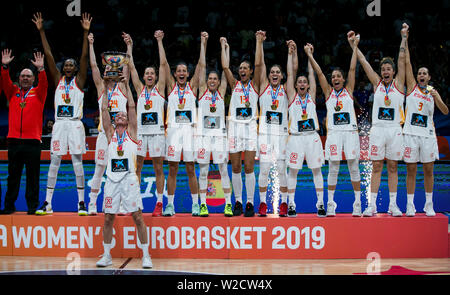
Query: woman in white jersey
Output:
[[254, 31, 293, 217], [195, 32, 232, 217], [123, 31, 167, 217], [162, 32, 205, 217], [95, 70, 152, 269], [355, 24, 408, 217], [86, 32, 130, 215], [306, 32, 361, 217], [403, 25, 448, 216], [286, 43, 325, 217], [220, 36, 263, 217], [33, 12, 91, 216]]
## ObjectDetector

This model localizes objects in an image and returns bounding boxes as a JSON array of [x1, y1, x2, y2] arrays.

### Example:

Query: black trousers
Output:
[[3, 139, 41, 212]]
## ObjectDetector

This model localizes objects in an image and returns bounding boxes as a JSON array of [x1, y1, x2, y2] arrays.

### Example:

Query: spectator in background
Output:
[[42, 119, 54, 136], [0, 49, 47, 215]]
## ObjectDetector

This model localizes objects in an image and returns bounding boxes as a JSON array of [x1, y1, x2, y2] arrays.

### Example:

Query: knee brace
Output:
[[72, 154, 85, 188], [311, 168, 324, 189], [218, 163, 230, 189], [287, 168, 299, 190], [47, 154, 62, 188], [276, 160, 287, 187], [90, 164, 106, 191], [327, 161, 340, 186], [258, 161, 271, 188], [198, 163, 209, 190], [347, 159, 361, 182]]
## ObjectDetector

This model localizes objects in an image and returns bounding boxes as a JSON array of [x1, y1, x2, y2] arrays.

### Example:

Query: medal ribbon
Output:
[[178, 84, 186, 105], [384, 82, 392, 101], [107, 83, 118, 109], [64, 77, 73, 101], [20, 87, 34, 105], [241, 80, 251, 104], [271, 84, 281, 106], [116, 130, 126, 152], [334, 88, 344, 109], [145, 86, 154, 106], [210, 90, 218, 107], [299, 93, 309, 115]]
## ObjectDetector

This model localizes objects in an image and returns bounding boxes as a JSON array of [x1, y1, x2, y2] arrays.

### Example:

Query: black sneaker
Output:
[[287, 205, 297, 217], [233, 201, 243, 216], [317, 204, 326, 217], [78, 201, 88, 216], [244, 202, 255, 217]]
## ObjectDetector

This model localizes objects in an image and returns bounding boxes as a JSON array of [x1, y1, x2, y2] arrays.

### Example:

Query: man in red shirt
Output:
[[0, 49, 47, 214]]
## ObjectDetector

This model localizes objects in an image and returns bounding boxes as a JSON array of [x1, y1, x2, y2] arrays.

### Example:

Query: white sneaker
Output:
[[405, 202, 416, 217], [326, 201, 337, 216], [96, 254, 112, 267], [142, 255, 153, 269], [423, 202, 436, 217], [88, 202, 97, 215], [388, 204, 402, 217], [363, 204, 376, 217], [352, 201, 362, 217]]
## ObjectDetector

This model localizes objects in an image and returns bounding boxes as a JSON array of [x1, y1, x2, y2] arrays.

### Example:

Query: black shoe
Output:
[[0, 208, 15, 215], [233, 201, 243, 216], [244, 202, 255, 217], [317, 204, 326, 217], [287, 205, 297, 217]]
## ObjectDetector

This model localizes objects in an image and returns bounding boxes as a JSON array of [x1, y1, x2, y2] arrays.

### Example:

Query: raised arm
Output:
[[32, 12, 60, 87], [155, 30, 174, 93], [122, 32, 144, 94], [306, 46, 317, 101], [305, 43, 331, 98], [101, 80, 113, 142], [286, 41, 296, 104], [350, 33, 380, 89], [123, 66, 137, 140], [286, 40, 299, 86], [395, 23, 408, 92], [76, 12, 92, 89], [345, 31, 360, 94], [88, 33, 103, 94], [191, 31, 208, 95], [404, 25, 415, 95], [254, 30, 267, 93], [220, 37, 237, 90], [431, 88, 449, 115]]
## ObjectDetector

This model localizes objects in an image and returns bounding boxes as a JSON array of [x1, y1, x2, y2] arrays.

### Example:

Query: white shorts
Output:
[[403, 134, 439, 163], [369, 125, 404, 161], [95, 132, 108, 166], [137, 134, 165, 158], [195, 135, 229, 164], [166, 126, 195, 162], [325, 130, 360, 161], [103, 173, 143, 214], [286, 132, 324, 169], [50, 120, 86, 155], [258, 133, 287, 162], [228, 120, 257, 153]]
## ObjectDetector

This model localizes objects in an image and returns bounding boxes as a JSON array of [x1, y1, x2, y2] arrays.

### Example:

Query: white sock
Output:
[[77, 188, 85, 203], [354, 191, 361, 203], [89, 192, 98, 204], [288, 192, 295, 205], [425, 192, 433, 203], [232, 172, 243, 203], [370, 192, 378, 206], [224, 191, 232, 204], [245, 172, 256, 204], [259, 190, 267, 203], [200, 192, 207, 204], [167, 194, 174, 205], [191, 193, 199, 204], [317, 190, 324, 205], [46, 188, 54, 204], [328, 190, 335, 203], [103, 242, 111, 256], [407, 194, 414, 204], [140, 243, 149, 257], [155, 192, 163, 203], [389, 192, 397, 205]]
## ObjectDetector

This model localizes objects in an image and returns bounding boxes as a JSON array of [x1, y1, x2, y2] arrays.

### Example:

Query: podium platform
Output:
[[0, 213, 448, 259]]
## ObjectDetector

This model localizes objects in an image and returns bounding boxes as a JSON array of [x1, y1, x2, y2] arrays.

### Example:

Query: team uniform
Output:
[[228, 80, 258, 152], [103, 131, 142, 214], [324, 88, 359, 161], [258, 84, 288, 162], [166, 83, 197, 162], [50, 77, 86, 155], [95, 84, 128, 166], [136, 86, 166, 158], [369, 80, 405, 160], [195, 89, 228, 164], [403, 85, 439, 163], [286, 93, 324, 170]]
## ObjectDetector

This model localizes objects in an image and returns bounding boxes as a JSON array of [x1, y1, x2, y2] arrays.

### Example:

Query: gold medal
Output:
[[178, 103, 185, 110], [117, 149, 124, 156], [271, 104, 277, 110], [301, 113, 308, 120], [64, 98, 71, 104], [385, 99, 391, 106], [144, 104, 150, 110], [19, 102, 26, 109], [108, 106, 112, 112], [210, 106, 216, 113], [334, 106, 341, 112], [245, 101, 250, 108]]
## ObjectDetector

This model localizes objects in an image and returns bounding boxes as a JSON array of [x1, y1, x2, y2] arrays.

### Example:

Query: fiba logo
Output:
[[366, 0, 381, 17], [66, 0, 81, 17]]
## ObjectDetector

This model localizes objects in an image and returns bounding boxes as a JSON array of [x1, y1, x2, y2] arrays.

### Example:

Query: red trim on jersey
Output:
[[126, 130, 139, 145], [393, 79, 405, 95], [406, 83, 418, 97]]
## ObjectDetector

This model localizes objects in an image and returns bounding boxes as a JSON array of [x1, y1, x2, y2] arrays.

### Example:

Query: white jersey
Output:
[[403, 84, 436, 138], [54, 76, 84, 121], [258, 84, 288, 135], [325, 87, 358, 131], [288, 93, 319, 134], [166, 82, 197, 129], [228, 80, 259, 123], [106, 130, 137, 182], [372, 80, 405, 127], [196, 88, 227, 137], [136, 86, 166, 135], [98, 83, 128, 133]]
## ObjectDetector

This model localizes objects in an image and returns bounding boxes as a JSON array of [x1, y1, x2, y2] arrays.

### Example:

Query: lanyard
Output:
[[384, 82, 392, 99], [210, 90, 218, 106], [299, 93, 309, 114], [145, 86, 154, 104], [178, 84, 187, 104], [107, 83, 118, 107], [271, 84, 281, 105], [116, 130, 126, 151], [20, 87, 33, 103], [334, 88, 344, 108], [241, 80, 251, 102]]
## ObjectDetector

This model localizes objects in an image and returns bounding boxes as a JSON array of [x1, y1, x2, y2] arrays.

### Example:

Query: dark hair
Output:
[[296, 73, 310, 83], [207, 70, 220, 78], [63, 58, 79, 71], [240, 59, 253, 69], [380, 57, 396, 71], [331, 66, 346, 79], [144, 66, 159, 76]]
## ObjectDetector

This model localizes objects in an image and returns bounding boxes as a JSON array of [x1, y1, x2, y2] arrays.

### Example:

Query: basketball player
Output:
[[95, 70, 152, 269], [402, 24, 449, 216], [286, 43, 325, 217], [162, 32, 204, 216], [355, 24, 408, 217], [122, 31, 167, 217], [87, 33, 129, 215], [195, 32, 232, 217], [254, 31, 290, 217], [220, 36, 262, 217], [32, 12, 91, 216], [306, 32, 362, 217]]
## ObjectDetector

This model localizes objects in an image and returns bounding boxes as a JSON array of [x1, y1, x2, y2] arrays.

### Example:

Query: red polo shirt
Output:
[[1, 67, 48, 141]]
